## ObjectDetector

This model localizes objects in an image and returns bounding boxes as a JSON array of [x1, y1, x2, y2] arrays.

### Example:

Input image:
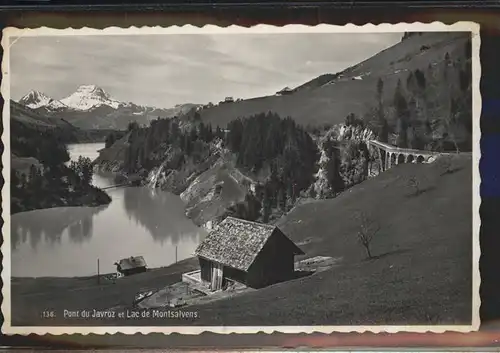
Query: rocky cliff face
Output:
[[94, 118, 397, 229], [312, 123, 379, 199], [95, 136, 252, 228], [145, 143, 256, 228]]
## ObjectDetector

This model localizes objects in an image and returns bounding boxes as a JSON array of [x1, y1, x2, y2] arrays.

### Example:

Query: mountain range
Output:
[[17, 84, 200, 130]]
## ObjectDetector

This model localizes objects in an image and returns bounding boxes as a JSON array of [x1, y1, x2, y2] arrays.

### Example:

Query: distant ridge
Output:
[[195, 32, 470, 133]]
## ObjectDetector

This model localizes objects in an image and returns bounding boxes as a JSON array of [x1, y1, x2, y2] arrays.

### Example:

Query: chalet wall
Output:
[[199, 257, 212, 282], [223, 266, 248, 285], [247, 230, 295, 288], [200, 256, 248, 287]]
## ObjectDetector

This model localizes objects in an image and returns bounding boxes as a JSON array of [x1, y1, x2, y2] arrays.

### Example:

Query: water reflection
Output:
[[11, 205, 108, 250], [123, 186, 201, 245], [13, 143, 206, 277]]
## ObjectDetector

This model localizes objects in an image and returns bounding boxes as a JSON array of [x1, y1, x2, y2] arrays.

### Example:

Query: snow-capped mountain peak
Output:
[[19, 90, 67, 110], [76, 84, 109, 99], [60, 84, 122, 111], [16, 85, 201, 130], [19, 90, 52, 108]]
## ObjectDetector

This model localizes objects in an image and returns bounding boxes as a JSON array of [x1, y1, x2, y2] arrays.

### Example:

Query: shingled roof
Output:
[[115, 256, 147, 271], [195, 216, 303, 272]]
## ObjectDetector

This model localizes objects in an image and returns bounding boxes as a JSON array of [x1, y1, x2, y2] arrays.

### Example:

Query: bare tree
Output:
[[407, 174, 431, 196], [438, 155, 460, 176], [353, 210, 380, 259]]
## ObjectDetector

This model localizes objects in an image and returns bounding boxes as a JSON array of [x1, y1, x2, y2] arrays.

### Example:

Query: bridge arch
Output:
[[368, 140, 441, 171], [390, 153, 396, 167]]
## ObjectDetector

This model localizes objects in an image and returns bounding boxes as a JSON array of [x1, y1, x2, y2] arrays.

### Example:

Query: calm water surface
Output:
[[11, 143, 206, 277]]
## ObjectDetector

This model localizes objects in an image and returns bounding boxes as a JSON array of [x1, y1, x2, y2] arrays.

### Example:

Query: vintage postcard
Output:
[[1, 22, 481, 335]]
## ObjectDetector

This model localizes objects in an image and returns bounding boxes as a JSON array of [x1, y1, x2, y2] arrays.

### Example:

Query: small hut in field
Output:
[[194, 216, 304, 290]]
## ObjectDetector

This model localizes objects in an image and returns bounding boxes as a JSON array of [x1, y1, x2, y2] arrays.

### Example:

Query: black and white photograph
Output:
[[2, 23, 480, 334]]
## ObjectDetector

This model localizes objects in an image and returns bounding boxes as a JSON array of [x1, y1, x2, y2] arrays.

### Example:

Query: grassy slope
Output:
[[12, 154, 472, 326], [198, 32, 469, 128], [186, 154, 473, 326], [11, 258, 199, 326]]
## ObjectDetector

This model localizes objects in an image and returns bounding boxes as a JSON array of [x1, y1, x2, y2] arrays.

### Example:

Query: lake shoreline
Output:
[[11, 258, 199, 326], [11, 184, 112, 215], [12, 143, 205, 278], [11, 182, 204, 277], [11, 143, 114, 215], [11, 256, 198, 280]]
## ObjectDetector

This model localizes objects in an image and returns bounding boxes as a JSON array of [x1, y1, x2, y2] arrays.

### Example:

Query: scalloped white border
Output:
[[1, 21, 481, 336]]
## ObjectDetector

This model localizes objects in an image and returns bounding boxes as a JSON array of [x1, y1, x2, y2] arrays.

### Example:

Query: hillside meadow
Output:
[[11, 154, 473, 326]]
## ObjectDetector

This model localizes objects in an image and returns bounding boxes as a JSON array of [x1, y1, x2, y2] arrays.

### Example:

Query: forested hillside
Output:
[[10, 103, 112, 213], [224, 113, 319, 222], [362, 39, 472, 152], [99, 110, 376, 225], [97, 31, 473, 227]]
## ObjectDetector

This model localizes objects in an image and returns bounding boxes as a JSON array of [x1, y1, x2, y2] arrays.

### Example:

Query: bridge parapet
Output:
[[368, 140, 441, 156], [367, 140, 446, 172]]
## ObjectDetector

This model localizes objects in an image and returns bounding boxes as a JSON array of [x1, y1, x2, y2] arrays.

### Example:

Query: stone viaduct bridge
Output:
[[367, 140, 448, 172]]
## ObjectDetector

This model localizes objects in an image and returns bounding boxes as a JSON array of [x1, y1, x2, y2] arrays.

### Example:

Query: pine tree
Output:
[[206, 123, 213, 142], [464, 38, 472, 59], [11, 170, 20, 188], [324, 139, 343, 194], [170, 121, 180, 146], [415, 69, 426, 90], [376, 78, 389, 143], [277, 187, 285, 211], [459, 68, 470, 92], [20, 173, 27, 188], [127, 121, 139, 132], [440, 53, 461, 153], [376, 77, 384, 102], [216, 125, 224, 140], [262, 188, 271, 223], [105, 132, 116, 148], [29, 164, 42, 190], [189, 125, 198, 142]]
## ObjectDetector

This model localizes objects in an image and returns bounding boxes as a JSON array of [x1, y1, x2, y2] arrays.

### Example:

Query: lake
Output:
[[11, 143, 207, 278]]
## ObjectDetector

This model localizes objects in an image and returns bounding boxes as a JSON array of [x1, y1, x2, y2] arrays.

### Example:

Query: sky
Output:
[[9, 32, 402, 108]]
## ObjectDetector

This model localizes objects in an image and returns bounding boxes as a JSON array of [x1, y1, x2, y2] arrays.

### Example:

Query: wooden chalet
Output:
[[194, 217, 304, 290], [114, 256, 147, 276]]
